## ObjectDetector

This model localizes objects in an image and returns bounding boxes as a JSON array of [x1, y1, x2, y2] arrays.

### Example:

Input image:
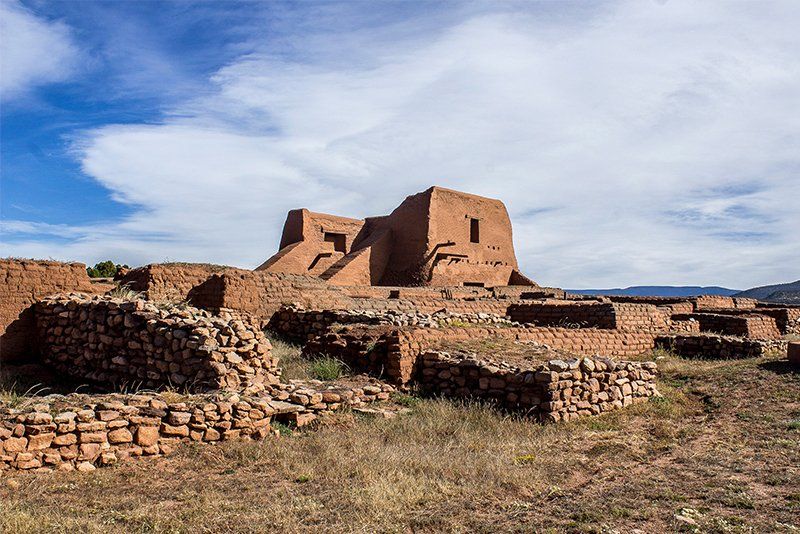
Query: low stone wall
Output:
[[672, 313, 781, 339], [35, 295, 279, 394], [0, 375, 399, 472], [0, 259, 109, 363], [304, 325, 659, 385], [268, 305, 517, 343], [507, 301, 670, 331], [302, 327, 394, 379], [0, 391, 287, 472], [417, 351, 659, 422], [655, 334, 785, 359]]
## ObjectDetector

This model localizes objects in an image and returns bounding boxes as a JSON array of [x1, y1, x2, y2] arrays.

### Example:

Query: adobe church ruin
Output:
[[256, 186, 537, 287], [1, 185, 798, 473]]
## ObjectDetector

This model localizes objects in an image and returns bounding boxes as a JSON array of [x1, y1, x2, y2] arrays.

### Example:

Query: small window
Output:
[[470, 218, 480, 243], [324, 232, 346, 253], [464, 281, 485, 287]]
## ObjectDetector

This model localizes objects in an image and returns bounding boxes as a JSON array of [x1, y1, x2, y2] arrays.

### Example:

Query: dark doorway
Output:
[[470, 218, 480, 243]]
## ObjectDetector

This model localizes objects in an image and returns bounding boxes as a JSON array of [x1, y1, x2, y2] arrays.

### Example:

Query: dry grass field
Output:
[[1, 351, 798, 533]]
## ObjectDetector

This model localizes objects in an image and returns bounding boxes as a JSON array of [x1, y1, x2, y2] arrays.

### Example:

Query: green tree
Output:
[[86, 261, 128, 278]]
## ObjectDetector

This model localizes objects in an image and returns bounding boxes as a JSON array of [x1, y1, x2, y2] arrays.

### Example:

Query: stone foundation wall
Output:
[[417, 351, 659, 422], [0, 377, 398, 472], [672, 313, 781, 339], [0, 392, 281, 472], [507, 301, 670, 331], [305, 325, 658, 385], [268, 305, 516, 343], [0, 259, 110, 363], [35, 295, 279, 394], [655, 334, 785, 359]]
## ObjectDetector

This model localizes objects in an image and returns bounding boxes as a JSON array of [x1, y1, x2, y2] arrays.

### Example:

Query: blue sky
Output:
[[1, 0, 798, 289]]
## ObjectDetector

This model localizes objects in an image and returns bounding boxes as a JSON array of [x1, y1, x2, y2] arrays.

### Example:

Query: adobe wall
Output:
[[118, 263, 236, 301], [424, 187, 521, 287], [417, 351, 659, 422], [257, 210, 366, 276], [671, 313, 781, 340], [35, 295, 279, 394], [694, 295, 757, 310], [507, 301, 670, 332], [189, 269, 531, 323], [0, 259, 105, 363], [305, 325, 658, 385], [188, 270, 356, 321], [693, 307, 800, 335], [605, 295, 758, 313]]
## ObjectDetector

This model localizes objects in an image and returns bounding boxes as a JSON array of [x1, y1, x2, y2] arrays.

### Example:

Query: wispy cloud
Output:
[[2, 0, 799, 288], [0, 0, 80, 101]]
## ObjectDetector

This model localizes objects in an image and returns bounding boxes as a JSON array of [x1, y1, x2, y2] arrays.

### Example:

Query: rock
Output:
[[76, 461, 96, 472]]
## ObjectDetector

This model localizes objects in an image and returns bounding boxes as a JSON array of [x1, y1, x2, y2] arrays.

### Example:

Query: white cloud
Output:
[[3, 0, 800, 288], [0, 0, 79, 101]]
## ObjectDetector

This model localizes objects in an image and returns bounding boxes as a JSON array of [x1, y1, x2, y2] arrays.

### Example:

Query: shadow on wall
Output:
[[0, 306, 38, 365]]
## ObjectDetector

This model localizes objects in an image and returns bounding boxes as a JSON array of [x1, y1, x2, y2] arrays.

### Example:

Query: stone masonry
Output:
[[417, 351, 659, 422], [35, 294, 279, 394]]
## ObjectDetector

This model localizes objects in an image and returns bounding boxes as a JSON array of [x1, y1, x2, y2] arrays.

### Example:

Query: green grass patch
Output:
[[308, 357, 348, 381]]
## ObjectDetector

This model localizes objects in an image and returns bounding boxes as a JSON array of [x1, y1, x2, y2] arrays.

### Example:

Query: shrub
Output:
[[87, 260, 128, 278], [309, 357, 348, 380]]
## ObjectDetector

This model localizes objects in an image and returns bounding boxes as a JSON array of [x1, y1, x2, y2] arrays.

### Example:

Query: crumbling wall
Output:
[[656, 334, 785, 359], [695, 307, 800, 335], [268, 305, 517, 343], [190, 270, 522, 323], [0, 259, 104, 363], [189, 270, 351, 319], [694, 295, 757, 310], [671, 313, 781, 339], [306, 325, 658, 385], [507, 301, 670, 331], [118, 263, 235, 301], [0, 392, 278, 472], [35, 295, 279, 394], [605, 296, 695, 314], [417, 351, 658, 422]]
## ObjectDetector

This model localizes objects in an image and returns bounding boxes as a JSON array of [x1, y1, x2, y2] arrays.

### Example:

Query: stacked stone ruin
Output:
[[1, 191, 797, 472], [35, 294, 280, 394], [418, 352, 659, 422]]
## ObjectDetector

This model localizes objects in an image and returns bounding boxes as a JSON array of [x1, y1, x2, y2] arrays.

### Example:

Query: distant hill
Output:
[[568, 286, 740, 297], [734, 280, 800, 304]]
